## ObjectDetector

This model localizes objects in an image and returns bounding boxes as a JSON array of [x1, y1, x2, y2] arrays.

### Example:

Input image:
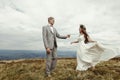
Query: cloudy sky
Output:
[[0, 0, 120, 50]]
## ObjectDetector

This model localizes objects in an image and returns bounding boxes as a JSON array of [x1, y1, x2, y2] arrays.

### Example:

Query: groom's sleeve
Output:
[[55, 29, 67, 39], [42, 26, 49, 48]]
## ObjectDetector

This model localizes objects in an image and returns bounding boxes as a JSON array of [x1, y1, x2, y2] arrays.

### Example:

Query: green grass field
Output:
[[0, 58, 120, 80]]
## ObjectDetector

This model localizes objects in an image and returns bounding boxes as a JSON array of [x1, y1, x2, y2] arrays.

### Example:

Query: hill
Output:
[[0, 58, 120, 80]]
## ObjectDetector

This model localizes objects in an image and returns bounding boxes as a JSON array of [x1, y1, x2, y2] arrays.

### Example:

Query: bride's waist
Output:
[[78, 41, 97, 47]]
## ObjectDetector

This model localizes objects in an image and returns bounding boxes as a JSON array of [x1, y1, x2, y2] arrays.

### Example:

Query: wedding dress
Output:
[[76, 34, 119, 71]]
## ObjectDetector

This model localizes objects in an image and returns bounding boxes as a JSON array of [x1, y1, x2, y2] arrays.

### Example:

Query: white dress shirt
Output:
[[49, 24, 54, 33]]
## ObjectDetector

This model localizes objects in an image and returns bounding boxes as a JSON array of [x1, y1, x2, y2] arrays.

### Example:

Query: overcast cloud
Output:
[[0, 0, 120, 50]]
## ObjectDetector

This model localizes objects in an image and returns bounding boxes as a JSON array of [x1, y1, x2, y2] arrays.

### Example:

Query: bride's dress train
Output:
[[76, 35, 119, 71]]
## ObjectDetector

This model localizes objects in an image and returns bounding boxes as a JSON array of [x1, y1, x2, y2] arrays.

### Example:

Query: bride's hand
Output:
[[71, 41, 79, 44], [71, 42, 73, 44]]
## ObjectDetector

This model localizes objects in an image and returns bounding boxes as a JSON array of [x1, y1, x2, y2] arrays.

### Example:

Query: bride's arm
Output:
[[71, 40, 79, 44]]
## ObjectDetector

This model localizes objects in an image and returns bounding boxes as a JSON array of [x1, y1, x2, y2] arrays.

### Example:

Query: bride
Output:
[[71, 24, 119, 71]]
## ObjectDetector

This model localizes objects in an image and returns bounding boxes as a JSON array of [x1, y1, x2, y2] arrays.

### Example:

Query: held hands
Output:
[[66, 34, 70, 38]]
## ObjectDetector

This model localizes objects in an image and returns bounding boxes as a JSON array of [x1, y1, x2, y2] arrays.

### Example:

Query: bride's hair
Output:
[[79, 24, 89, 44]]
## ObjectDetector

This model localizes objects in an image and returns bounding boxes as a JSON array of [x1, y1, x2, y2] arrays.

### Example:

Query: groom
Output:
[[42, 17, 70, 77]]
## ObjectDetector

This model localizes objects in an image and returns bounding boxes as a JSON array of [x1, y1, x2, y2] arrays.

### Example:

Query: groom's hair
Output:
[[48, 17, 54, 22]]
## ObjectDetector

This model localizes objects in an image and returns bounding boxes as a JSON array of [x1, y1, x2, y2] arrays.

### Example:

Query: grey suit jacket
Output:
[[42, 25, 67, 49]]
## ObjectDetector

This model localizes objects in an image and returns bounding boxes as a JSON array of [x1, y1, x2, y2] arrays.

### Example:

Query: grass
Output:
[[0, 58, 120, 80]]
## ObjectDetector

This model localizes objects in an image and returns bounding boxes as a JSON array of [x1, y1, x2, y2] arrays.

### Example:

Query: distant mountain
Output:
[[0, 50, 76, 60]]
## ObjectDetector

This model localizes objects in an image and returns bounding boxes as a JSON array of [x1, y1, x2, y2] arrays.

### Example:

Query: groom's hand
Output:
[[46, 48, 51, 54], [66, 34, 70, 38]]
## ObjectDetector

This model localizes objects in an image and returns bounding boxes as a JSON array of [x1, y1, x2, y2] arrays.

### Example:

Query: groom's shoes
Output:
[[47, 74, 51, 77]]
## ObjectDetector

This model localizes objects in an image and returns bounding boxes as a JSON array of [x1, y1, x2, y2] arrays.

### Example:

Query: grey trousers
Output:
[[46, 47, 57, 75]]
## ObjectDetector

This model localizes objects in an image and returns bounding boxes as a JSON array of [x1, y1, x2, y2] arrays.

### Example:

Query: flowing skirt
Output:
[[76, 41, 119, 71]]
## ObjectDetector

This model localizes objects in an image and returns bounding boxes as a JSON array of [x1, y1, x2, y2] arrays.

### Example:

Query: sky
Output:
[[0, 0, 120, 50]]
